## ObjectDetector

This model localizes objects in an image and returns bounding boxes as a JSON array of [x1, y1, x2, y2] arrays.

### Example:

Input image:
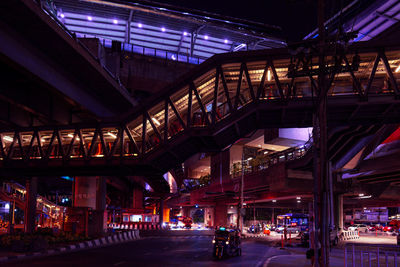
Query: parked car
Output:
[[397, 231, 400, 245], [300, 228, 339, 247], [275, 225, 300, 234], [383, 226, 394, 232], [348, 224, 368, 232]]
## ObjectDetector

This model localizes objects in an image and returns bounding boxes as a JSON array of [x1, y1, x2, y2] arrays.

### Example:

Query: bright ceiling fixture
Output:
[[3, 136, 13, 142], [224, 39, 228, 44], [204, 35, 209, 40], [296, 197, 301, 200], [183, 31, 188, 36], [60, 13, 65, 18], [395, 64, 400, 73], [272, 200, 277, 203], [161, 27, 166, 32], [359, 193, 364, 197], [267, 69, 271, 81], [108, 132, 117, 138], [233, 43, 246, 52], [87, 16, 93, 21], [152, 117, 161, 126], [113, 19, 118, 24], [137, 23, 143, 28]]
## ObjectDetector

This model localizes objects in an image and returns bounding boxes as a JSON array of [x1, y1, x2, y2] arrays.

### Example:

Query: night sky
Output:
[[148, 0, 356, 42]]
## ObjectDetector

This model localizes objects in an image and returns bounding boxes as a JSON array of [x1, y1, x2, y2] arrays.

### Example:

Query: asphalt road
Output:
[[3, 234, 288, 267]]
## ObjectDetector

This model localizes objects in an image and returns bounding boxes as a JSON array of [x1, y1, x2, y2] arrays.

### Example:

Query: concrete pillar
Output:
[[24, 177, 38, 233], [210, 150, 230, 183], [73, 177, 97, 209], [73, 177, 106, 236], [214, 204, 227, 227], [132, 187, 143, 210], [204, 207, 214, 228], [337, 194, 344, 230], [159, 200, 163, 226]]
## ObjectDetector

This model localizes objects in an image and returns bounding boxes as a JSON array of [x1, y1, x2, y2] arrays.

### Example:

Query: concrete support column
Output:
[[214, 204, 227, 227], [24, 177, 38, 233], [159, 200, 164, 226], [204, 208, 214, 228], [73, 177, 106, 236], [132, 187, 143, 210], [210, 150, 230, 184], [73, 177, 97, 209], [336, 194, 344, 230]]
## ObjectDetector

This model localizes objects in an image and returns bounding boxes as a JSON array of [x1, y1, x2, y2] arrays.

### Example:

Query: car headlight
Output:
[[212, 240, 215, 244], [225, 241, 229, 245]]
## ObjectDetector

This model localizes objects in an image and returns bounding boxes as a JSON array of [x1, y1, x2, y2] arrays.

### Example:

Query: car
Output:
[[383, 226, 394, 232], [348, 224, 368, 232], [300, 228, 339, 247]]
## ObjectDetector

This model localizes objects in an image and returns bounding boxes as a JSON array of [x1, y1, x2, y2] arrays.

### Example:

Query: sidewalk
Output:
[[264, 247, 344, 267]]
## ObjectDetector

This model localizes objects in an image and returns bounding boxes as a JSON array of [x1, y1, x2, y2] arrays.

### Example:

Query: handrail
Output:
[[0, 42, 398, 165]]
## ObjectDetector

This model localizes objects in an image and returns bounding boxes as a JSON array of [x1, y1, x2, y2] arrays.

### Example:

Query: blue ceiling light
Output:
[[61, 176, 74, 181]]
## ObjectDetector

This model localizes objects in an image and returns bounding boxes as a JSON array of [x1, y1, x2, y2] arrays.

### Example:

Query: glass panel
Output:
[[127, 115, 144, 155], [170, 86, 189, 128], [193, 70, 215, 126], [148, 101, 166, 142], [215, 72, 230, 121], [222, 63, 241, 107]]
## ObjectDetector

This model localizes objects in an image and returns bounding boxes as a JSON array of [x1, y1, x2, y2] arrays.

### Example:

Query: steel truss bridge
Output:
[[1, 42, 400, 192]]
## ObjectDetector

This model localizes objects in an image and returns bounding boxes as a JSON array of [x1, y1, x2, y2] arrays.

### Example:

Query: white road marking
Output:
[[113, 261, 126, 266]]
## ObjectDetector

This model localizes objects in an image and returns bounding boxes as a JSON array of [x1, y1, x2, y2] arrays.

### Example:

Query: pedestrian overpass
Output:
[[0, 41, 399, 193]]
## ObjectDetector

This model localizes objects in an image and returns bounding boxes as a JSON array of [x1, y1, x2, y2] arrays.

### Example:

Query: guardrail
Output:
[[340, 230, 360, 241], [344, 243, 400, 267], [107, 223, 163, 230]]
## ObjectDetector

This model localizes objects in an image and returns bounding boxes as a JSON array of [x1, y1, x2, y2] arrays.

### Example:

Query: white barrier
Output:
[[340, 230, 360, 241]]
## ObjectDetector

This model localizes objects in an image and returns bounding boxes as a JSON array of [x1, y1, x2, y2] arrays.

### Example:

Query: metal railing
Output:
[[230, 139, 313, 178], [344, 243, 400, 267]]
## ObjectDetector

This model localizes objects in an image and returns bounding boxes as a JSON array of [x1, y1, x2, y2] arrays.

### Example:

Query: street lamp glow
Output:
[[137, 23, 143, 28], [204, 35, 209, 40], [161, 27, 166, 32], [5, 203, 10, 210], [359, 193, 364, 197], [272, 200, 277, 203], [224, 39, 228, 44], [87, 16, 93, 21], [113, 19, 118, 24], [296, 197, 301, 200]]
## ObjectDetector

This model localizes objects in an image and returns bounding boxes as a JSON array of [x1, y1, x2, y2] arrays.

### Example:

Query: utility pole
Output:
[[313, 0, 330, 266], [239, 151, 245, 234]]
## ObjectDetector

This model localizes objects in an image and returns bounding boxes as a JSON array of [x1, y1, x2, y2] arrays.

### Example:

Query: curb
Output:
[[0, 230, 140, 263]]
